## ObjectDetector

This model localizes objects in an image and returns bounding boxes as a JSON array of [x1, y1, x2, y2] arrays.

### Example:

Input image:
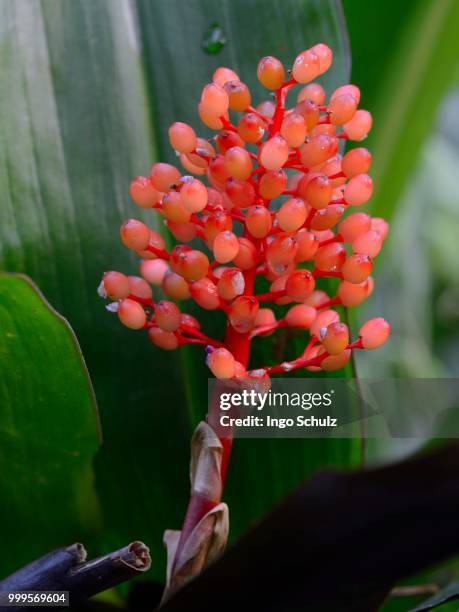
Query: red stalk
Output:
[[171, 269, 255, 574]]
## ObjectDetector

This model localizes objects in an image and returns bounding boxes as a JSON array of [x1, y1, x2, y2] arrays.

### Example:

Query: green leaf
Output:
[[0, 273, 100, 576], [344, 0, 459, 220], [0, 0, 357, 581]]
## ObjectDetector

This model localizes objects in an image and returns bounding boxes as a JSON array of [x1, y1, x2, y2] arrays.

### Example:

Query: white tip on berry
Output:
[[106, 301, 120, 313], [97, 280, 107, 299]]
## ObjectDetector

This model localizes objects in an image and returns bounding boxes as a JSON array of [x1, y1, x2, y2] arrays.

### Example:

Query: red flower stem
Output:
[[304, 208, 316, 227], [312, 269, 343, 279], [319, 233, 343, 246], [317, 296, 342, 310], [250, 319, 287, 338], [179, 324, 224, 348], [269, 81, 297, 136], [263, 338, 364, 375], [171, 269, 255, 575], [218, 116, 238, 132], [264, 351, 327, 375], [146, 245, 170, 260], [254, 289, 286, 303], [127, 294, 155, 308]]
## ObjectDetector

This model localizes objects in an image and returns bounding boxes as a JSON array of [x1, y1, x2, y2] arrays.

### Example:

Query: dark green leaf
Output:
[[0, 273, 100, 576], [344, 0, 459, 220]]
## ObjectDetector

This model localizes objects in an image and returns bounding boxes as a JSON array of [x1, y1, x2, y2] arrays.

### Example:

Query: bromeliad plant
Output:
[[99, 43, 390, 596]]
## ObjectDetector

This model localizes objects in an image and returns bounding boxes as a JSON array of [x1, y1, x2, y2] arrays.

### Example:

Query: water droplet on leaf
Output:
[[202, 22, 226, 55]]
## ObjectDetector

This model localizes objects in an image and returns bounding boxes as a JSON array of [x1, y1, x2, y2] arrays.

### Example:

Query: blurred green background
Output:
[[1, 0, 459, 609]]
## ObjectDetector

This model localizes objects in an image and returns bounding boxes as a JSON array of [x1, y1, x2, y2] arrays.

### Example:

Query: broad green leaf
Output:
[[0, 0, 357, 581], [344, 0, 459, 220], [0, 273, 100, 576]]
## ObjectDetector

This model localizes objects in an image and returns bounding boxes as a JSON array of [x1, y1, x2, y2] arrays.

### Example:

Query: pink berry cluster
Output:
[[99, 43, 390, 380]]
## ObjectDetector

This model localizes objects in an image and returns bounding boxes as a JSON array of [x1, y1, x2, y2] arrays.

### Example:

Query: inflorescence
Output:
[[99, 44, 390, 380]]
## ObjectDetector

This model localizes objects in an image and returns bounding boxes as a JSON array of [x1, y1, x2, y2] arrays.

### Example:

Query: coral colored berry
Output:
[[217, 268, 245, 301], [322, 322, 349, 355], [120, 220, 151, 251], [150, 163, 181, 191], [207, 348, 235, 379], [245, 205, 272, 238], [148, 327, 179, 350], [103, 271, 130, 300], [292, 49, 320, 83], [130, 176, 162, 208], [118, 299, 147, 330], [257, 56, 285, 90], [228, 296, 259, 333], [259, 135, 289, 170], [359, 318, 390, 349], [285, 304, 317, 328], [277, 198, 308, 233], [190, 278, 220, 310], [155, 300, 181, 332], [213, 231, 240, 263], [168, 122, 197, 154]]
